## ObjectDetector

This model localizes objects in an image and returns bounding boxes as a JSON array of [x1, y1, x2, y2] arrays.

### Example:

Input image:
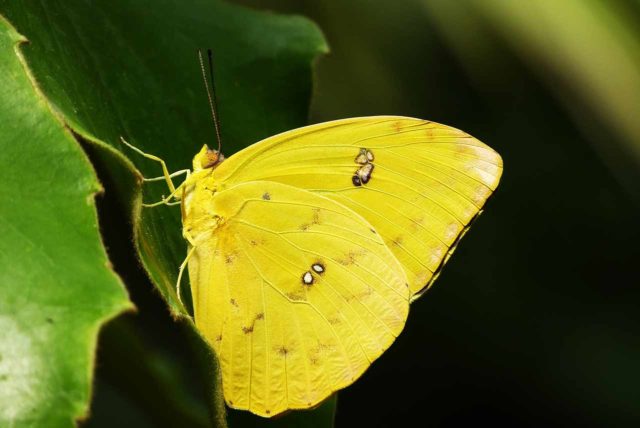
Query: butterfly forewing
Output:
[[211, 117, 503, 298]]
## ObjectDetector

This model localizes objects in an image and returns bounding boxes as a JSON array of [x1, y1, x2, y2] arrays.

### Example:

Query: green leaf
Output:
[[0, 0, 329, 425], [0, 16, 131, 428]]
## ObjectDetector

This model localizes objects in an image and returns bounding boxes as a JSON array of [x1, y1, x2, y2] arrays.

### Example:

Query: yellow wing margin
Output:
[[212, 116, 503, 298], [186, 180, 409, 417]]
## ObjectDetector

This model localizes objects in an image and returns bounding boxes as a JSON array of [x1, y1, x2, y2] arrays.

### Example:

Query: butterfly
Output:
[[122, 52, 502, 418]]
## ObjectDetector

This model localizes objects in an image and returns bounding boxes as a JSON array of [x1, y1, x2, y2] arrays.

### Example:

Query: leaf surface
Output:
[[0, 17, 131, 427]]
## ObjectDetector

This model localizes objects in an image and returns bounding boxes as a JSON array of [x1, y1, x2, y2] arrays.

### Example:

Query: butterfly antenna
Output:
[[198, 49, 223, 154]]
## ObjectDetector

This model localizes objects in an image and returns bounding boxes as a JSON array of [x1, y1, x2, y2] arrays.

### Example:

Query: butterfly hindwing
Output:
[[185, 180, 409, 416], [210, 116, 503, 298]]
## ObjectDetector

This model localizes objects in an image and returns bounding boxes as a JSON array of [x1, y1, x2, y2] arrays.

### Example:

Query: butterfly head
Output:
[[193, 144, 225, 171]]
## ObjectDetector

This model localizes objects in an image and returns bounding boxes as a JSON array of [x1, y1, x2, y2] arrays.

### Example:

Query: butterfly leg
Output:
[[120, 137, 180, 194], [141, 182, 187, 207], [143, 169, 192, 207], [176, 230, 197, 305], [143, 169, 190, 183]]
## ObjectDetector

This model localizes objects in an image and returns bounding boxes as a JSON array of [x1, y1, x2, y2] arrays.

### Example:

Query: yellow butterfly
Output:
[[122, 53, 502, 418]]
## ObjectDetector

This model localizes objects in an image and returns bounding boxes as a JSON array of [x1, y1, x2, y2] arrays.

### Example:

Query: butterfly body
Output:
[[155, 116, 501, 417]]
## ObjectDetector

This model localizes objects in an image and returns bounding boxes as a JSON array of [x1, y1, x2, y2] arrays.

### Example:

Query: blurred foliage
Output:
[[234, 0, 640, 426], [426, 0, 640, 203]]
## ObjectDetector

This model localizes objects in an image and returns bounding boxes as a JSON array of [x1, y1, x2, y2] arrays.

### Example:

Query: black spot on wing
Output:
[[312, 263, 325, 274], [276, 345, 290, 356], [302, 271, 314, 285]]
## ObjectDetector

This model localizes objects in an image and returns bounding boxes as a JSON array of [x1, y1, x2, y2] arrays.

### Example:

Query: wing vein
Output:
[[235, 230, 358, 379], [235, 220, 402, 282], [236, 227, 384, 360], [234, 238, 270, 412], [387, 147, 497, 190]]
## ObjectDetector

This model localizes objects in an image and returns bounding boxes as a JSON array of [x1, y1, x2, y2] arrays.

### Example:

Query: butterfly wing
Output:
[[185, 180, 409, 416], [211, 116, 503, 299]]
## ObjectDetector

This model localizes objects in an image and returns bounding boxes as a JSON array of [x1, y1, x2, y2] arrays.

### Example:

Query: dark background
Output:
[[83, 1, 640, 426], [227, 1, 640, 426]]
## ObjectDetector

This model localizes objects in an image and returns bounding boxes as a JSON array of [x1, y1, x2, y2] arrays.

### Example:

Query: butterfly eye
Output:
[[352, 174, 362, 187]]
